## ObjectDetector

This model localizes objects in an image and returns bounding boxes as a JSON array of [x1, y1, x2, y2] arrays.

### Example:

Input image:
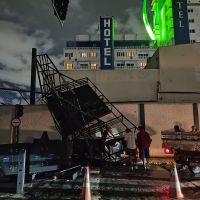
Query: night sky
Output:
[[0, 0, 151, 104]]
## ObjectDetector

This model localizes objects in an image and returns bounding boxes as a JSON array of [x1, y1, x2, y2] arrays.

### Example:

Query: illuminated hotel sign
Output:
[[100, 16, 114, 69], [172, 0, 190, 44]]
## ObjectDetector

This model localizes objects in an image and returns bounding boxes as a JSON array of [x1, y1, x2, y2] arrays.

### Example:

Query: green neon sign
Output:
[[142, 0, 155, 40], [148, 0, 175, 46]]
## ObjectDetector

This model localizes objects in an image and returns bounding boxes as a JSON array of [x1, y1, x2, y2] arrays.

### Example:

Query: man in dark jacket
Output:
[[136, 125, 152, 169]]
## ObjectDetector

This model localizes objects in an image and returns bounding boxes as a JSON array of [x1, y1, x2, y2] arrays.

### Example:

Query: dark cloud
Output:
[[19, 55, 29, 65], [0, 0, 151, 88], [0, 80, 41, 105], [0, 0, 149, 53], [0, 63, 7, 70]]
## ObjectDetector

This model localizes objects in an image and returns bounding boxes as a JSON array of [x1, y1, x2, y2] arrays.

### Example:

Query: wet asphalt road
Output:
[[0, 162, 200, 199]]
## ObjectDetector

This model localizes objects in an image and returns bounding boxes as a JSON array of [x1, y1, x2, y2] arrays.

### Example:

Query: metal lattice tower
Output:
[[36, 53, 138, 144]]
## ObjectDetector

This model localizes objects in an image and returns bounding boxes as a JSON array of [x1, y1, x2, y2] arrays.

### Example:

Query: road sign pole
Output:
[[12, 126, 17, 144], [11, 117, 21, 144], [17, 149, 26, 194]]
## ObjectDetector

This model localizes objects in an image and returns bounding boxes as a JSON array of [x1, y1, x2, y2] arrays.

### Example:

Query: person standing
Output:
[[136, 125, 152, 169], [124, 129, 137, 166], [190, 125, 198, 133], [40, 131, 49, 142], [100, 126, 113, 157], [174, 125, 181, 132]]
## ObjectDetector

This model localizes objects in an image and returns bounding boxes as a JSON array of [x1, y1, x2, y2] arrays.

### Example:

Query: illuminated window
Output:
[[80, 52, 88, 57], [64, 63, 73, 70], [90, 63, 97, 69], [126, 51, 134, 57], [90, 52, 97, 57], [139, 62, 147, 69]]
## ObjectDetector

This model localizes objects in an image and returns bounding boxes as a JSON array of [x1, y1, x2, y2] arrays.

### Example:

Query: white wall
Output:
[[62, 69, 159, 102], [0, 103, 196, 157], [0, 105, 61, 144], [188, 1, 200, 43]]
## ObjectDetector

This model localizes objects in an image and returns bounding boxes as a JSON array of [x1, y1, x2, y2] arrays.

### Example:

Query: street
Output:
[[0, 160, 200, 199]]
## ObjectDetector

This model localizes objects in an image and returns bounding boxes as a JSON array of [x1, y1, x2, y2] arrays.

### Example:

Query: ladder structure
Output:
[[36, 53, 138, 161]]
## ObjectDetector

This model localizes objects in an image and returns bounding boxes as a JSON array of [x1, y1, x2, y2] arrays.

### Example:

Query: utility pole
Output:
[[30, 48, 37, 105], [193, 103, 199, 129]]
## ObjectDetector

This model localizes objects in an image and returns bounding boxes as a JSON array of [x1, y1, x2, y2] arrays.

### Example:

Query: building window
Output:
[[190, 40, 196, 43], [80, 63, 88, 69], [189, 19, 194, 23], [64, 63, 73, 70], [116, 52, 126, 57], [138, 53, 149, 59], [90, 63, 97, 69], [80, 52, 88, 57], [90, 52, 97, 57], [139, 62, 147, 69], [126, 63, 135, 68], [65, 52, 73, 58], [189, 29, 195, 33], [188, 9, 193, 13], [116, 63, 124, 68], [126, 51, 134, 57], [80, 52, 97, 57]]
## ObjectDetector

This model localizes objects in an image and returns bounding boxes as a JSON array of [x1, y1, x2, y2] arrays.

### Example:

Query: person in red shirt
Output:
[[136, 125, 152, 169]]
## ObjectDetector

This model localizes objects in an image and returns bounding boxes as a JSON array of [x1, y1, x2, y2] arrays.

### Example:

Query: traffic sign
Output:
[[11, 118, 21, 127]]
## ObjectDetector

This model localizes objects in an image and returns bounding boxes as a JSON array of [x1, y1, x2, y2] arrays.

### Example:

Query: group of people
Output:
[[174, 124, 199, 133], [101, 125, 152, 169], [125, 125, 152, 169]]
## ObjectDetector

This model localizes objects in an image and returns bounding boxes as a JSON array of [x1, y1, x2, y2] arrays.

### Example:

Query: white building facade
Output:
[[64, 16, 156, 70], [64, 34, 156, 70], [63, 1, 200, 71], [187, 0, 200, 43], [150, 0, 200, 46]]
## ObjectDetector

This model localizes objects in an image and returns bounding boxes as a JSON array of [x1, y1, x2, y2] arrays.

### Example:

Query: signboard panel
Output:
[[100, 16, 114, 69], [172, 0, 190, 45]]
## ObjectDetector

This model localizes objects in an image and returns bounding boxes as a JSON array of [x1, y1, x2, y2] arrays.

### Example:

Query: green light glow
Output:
[[112, 17, 115, 46], [142, 0, 155, 40], [151, 0, 174, 46], [59, 20, 65, 27]]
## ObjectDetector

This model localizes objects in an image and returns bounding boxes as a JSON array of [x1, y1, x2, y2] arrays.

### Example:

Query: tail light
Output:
[[164, 147, 173, 154]]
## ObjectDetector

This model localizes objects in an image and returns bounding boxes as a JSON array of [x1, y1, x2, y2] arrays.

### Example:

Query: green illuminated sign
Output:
[[142, 0, 155, 40], [143, 0, 175, 46]]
